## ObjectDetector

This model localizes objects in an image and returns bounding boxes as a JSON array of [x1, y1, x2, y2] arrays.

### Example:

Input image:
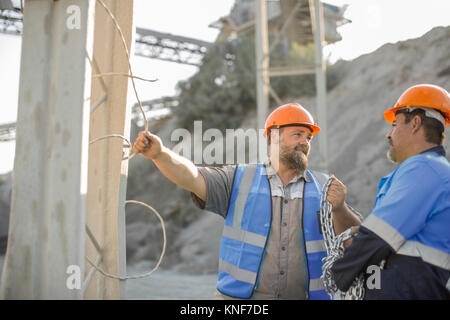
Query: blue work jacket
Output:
[[332, 146, 450, 299]]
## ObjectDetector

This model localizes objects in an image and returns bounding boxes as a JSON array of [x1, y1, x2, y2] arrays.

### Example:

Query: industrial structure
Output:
[[248, 0, 349, 172], [0, 3, 214, 66]]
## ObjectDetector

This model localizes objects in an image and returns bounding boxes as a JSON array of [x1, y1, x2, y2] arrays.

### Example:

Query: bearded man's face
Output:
[[277, 126, 312, 172]]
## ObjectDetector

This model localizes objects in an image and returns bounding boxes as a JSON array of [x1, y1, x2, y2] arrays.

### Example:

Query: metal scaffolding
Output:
[[135, 27, 212, 66], [0, 7, 212, 67], [0, 122, 16, 142], [254, 0, 329, 172]]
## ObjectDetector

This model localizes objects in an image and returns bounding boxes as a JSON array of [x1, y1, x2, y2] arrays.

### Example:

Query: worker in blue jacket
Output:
[[331, 84, 450, 299]]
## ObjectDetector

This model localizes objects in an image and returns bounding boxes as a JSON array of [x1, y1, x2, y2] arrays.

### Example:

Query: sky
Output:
[[0, 0, 450, 174]]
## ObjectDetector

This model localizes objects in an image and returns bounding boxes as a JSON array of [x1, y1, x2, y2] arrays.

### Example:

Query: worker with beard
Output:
[[331, 84, 450, 299], [132, 103, 361, 299]]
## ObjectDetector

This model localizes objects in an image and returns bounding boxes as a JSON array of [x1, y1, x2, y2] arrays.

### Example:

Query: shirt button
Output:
[[284, 199, 288, 204], [280, 270, 285, 275], [283, 222, 287, 227], [281, 246, 286, 251]]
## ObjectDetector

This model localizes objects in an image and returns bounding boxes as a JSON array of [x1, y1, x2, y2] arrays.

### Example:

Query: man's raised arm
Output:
[[132, 131, 206, 201]]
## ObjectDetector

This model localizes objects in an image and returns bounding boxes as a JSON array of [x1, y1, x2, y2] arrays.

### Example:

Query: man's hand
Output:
[[132, 131, 163, 160], [326, 175, 347, 212], [327, 175, 361, 235]]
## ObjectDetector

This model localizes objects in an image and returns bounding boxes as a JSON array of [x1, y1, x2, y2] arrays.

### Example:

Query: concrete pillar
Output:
[[0, 0, 95, 299]]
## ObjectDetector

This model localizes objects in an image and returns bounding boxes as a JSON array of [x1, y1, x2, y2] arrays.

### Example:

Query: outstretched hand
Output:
[[132, 131, 163, 160]]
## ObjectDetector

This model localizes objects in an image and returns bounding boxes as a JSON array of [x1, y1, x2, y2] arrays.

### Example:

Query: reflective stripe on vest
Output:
[[217, 164, 329, 299]]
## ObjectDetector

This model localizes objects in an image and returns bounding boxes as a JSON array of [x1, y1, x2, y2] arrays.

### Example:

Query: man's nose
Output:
[[300, 135, 310, 144], [298, 141, 309, 151], [386, 129, 392, 141]]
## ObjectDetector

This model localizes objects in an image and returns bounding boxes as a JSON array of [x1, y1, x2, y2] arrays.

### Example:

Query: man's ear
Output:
[[411, 114, 423, 133], [270, 128, 280, 145]]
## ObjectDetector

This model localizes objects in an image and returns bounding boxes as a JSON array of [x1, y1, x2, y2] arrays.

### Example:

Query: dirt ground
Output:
[[0, 255, 217, 300], [125, 260, 217, 300]]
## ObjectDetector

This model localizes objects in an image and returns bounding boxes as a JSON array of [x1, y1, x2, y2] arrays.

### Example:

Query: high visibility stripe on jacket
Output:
[[216, 163, 330, 299]]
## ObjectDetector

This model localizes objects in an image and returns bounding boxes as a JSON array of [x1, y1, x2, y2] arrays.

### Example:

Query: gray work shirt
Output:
[[191, 164, 311, 300]]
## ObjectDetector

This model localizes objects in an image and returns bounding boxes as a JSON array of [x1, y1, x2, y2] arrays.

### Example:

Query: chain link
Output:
[[319, 177, 365, 300]]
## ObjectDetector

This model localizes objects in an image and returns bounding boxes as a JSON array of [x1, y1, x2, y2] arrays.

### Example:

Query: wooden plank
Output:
[[83, 0, 133, 300]]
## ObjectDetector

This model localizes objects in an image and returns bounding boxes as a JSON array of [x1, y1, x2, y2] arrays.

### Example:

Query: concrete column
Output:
[[0, 0, 95, 299]]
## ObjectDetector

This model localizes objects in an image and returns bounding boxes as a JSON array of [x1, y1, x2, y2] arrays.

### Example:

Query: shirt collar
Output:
[[264, 162, 312, 184], [419, 145, 446, 157]]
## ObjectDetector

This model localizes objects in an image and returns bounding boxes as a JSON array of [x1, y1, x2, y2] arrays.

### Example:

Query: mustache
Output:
[[294, 144, 309, 154]]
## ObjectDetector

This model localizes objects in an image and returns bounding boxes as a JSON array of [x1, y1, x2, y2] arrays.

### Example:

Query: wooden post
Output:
[[0, 0, 95, 299], [83, 0, 134, 299]]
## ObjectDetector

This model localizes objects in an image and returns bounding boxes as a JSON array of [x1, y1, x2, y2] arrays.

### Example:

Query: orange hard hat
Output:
[[264, 103, 320, 137], [384, 84, 450, 127]]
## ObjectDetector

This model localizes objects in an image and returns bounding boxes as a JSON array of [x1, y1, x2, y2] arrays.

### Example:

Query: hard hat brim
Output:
[[264, 123, 321, 137], [383, 106, 397, 124], [384, 105, 450, 127]]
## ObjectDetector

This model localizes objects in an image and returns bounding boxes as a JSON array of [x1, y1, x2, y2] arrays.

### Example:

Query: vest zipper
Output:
[[300, 183, 310, 299]]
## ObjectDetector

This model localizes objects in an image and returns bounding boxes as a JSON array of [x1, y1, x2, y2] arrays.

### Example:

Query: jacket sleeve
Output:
[[362, 160, 443, 251], [331, 225, 394, 292]]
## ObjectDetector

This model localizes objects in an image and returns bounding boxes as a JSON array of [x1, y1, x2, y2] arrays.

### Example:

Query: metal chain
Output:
[[319, 177, 365, 300]]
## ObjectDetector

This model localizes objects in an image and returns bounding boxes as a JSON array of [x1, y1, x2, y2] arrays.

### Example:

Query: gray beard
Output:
[[280, 145, 308, 172], [386, 149, 396, 163], [386, 139, 397, 163]]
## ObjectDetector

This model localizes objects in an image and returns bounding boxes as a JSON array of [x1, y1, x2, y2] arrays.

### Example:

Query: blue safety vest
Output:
[[216, 163, 330, 299]]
